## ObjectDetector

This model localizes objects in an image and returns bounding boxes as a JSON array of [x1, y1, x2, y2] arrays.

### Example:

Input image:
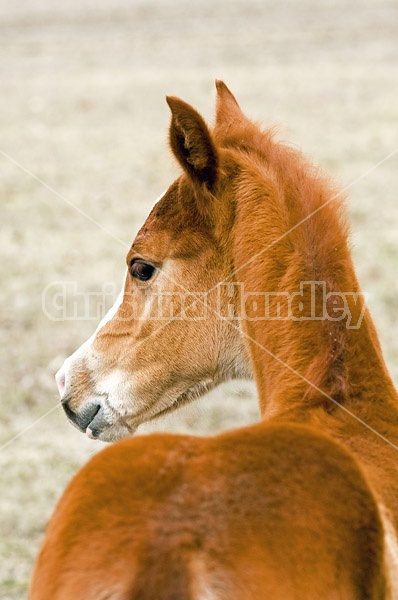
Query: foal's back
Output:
[[30, 422, 385, 600]]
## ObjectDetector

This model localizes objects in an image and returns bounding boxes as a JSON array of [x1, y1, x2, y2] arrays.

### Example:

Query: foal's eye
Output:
[[129, 260, 156, 282]]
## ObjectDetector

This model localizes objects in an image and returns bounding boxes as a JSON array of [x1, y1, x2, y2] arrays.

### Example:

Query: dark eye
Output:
[[129, 260, 156, 282]]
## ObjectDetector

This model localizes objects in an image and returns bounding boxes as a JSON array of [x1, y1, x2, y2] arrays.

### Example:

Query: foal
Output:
[[30, 82, 398, 599]]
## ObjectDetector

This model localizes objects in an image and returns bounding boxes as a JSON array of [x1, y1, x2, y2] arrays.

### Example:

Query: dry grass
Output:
[[0, 0, 397, 597]]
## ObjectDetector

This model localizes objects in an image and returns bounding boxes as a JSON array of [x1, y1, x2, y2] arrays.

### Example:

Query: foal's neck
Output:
[[230, 138, 397, 420]]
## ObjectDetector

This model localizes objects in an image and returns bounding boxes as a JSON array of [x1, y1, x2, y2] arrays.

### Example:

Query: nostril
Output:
[[62, 401, 78, 425], [55, 367, 66, 398], [62, 400, 101, 433]]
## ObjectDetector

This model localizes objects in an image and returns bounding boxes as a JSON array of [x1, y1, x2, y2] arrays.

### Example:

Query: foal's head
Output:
[[57, 82, 253, 441]]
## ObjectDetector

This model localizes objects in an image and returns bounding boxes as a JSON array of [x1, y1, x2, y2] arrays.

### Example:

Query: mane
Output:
[[217, 118, 380, 410]]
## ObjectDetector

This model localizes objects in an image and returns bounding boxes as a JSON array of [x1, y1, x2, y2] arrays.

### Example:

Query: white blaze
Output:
[[95, 271, 127, 335], [56, 271, 128, 398], [380, 506, 398, 598]]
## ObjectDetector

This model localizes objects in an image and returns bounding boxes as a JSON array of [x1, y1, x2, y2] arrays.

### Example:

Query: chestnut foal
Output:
[[30, 82, 398, 599]]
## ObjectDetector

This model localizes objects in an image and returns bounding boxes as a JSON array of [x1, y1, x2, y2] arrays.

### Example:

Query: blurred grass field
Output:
[[0, 0, 397, 597]]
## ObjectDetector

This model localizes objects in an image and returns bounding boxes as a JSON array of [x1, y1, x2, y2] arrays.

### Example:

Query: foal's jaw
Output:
[[61, 337, 248, 442]]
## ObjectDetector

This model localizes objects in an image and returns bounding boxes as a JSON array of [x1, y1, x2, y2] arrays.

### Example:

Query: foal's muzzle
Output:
[[62, 396, 114, 439]]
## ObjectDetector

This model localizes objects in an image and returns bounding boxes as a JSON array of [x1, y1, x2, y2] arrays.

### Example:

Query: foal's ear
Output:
[[215, 80, 244, 127], [166, 96, 218, 191]]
